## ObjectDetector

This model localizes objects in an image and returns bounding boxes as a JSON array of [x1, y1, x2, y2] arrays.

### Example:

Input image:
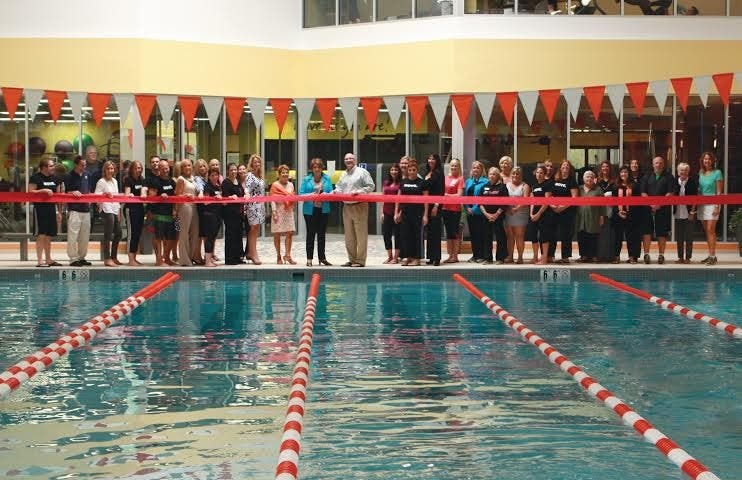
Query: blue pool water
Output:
[[0, 278, 739, 479]]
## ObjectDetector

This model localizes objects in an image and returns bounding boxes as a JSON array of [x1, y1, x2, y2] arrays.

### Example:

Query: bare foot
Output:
[[104, 260, 119, 267], [204, 262, 217, 267], [126, 261, 140, 267]]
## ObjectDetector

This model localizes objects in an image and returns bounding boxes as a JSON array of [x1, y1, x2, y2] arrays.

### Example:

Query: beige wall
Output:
[[1, 38, 742, 98]]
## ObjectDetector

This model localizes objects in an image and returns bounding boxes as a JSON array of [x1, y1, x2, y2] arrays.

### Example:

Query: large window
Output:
[[340, 0, 373, 23], [475, 100, 514, 172], [378, 0, 413, 20], [569, 94, 620, 171], [182, 105, 223, 165], [304, 0, 336, 27], [622, 95, 673, 174], [517, 97, 567, 177], [0, 93, 26, 232]]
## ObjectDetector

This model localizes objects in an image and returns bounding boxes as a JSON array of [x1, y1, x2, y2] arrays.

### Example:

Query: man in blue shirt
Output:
[[63, 155, 92, 266]]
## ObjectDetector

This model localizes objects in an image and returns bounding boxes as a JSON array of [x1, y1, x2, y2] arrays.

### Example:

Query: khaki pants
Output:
[[177, 203, 200, 266], [67, 210, 90, 262], [342, 202, 369, 265]]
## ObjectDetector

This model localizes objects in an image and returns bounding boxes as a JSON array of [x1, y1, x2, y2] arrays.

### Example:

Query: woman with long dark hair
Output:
[[123, 160, 146, 266], [221, 163, 245, 265], [697, 151, 723, 265], [380, 163, 402, 263], [548, 160, 578, 263], [202, 167, 223, 267], [425, 153, 444, 266]]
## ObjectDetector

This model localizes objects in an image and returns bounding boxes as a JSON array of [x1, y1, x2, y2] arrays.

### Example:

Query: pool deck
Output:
[[1, 234, 739, 281]]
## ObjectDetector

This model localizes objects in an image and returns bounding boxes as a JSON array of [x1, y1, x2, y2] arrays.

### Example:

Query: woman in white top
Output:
[[175, 159, 200, 266], [95, 161, 122, 267]]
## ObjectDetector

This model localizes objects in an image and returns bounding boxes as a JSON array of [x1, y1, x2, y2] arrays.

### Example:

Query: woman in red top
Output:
[[442, 158, 465, 263]]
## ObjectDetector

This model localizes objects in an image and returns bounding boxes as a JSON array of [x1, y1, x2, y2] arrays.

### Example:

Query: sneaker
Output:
[[81, 259, 92, 266], [643, 254, 650, 264], [700, 256, 711, 264], [495, 260, 505, 265], [483, 260, 494, 265], [475, 258, 486, 264], [707, 256, 717, 265], [658, 255, 665, 265], [467, 257, 478, 263], [70, 260, 84, 267]]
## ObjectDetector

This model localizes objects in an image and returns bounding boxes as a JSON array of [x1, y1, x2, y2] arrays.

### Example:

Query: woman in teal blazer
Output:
[[299, 157, 334, 266]]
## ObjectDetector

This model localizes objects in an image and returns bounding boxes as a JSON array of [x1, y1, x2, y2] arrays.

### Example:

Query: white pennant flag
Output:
[[606, 84, 625, 118], [338, 97, 359, 129], [24, 89, 43, 122], [157, 95, 178, 129], [735, 72, 742, 90], [649, 80, 669, 114], [202, 96, 224, 130], [113, 93, 134, 124], [428, 94, 449, 130], [694, 75, 712, 108], [474, 93, 496, 127], [383, 95, 405, 129], [294, 98, 315, 132], [562, 88, 581, 122], [518, 91, 538, 126], [248, 98, 268, 130], [67, 91, 87, 123]]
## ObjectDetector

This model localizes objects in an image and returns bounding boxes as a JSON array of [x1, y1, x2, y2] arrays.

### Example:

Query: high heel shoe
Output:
[[283, 255, 297, 265], [319, 259, 332, 266], [306, 260, 313, 267]]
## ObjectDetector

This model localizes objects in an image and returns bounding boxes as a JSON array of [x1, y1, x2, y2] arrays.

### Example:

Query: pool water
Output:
[[0, 278, 739, 479]]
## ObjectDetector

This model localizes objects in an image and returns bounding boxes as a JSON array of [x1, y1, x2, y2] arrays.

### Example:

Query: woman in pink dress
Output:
[[270, 164, 296, 264]]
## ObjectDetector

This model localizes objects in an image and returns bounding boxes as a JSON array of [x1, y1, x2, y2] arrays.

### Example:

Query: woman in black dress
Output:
[[548, 160, 578, 263], [394, 159, 428, 266], [424, 153, 444, 266], [221, 163, 245, 265], [202, 167, 223, 267]]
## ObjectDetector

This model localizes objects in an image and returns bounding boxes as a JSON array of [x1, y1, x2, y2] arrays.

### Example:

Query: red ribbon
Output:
[[2, 192, 740, 207]]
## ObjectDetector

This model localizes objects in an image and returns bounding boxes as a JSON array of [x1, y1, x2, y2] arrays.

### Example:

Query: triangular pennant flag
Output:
[[315, 98, 337, 132], [1, 87, 23, 121], [451, 94, 474, 129], [583, 85, 605, 122], [626, 82, 649, 117], [338, 97, 359, 129], [538, 89, 561, 123], [383, 96, 405, 129], [671, 77, 693, 113], [248, 98, 268, 130], [113, 93, 134, 124], [294, 98, 315, 132], [406, 96, 428, 130], [45, 90, 66, 123], [157, 95, 178, 129], [202, 96, 224, 130], [88, 93, 111, 127], [562, 88, 581, 122], [134, 94, 157, 127], [179, 96, 201, 131], [712, 73, 734, 106], [360, 97, 383, 133], [694, 75, 712, 108], [497, 92, 517, 126], [649, 80, 669, 114], [24, 89, 43, 122], [270, 98, 292, 135], [428, 94, 449, 130], [606, 85, 625, 119], [67, 91, 87, 123], [474, 93, 496, 127], [518, 91, 538, 126], [224, 97, 246, 133]]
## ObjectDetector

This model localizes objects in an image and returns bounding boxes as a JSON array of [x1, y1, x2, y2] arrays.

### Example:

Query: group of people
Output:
[[27, 149, 725, 268]]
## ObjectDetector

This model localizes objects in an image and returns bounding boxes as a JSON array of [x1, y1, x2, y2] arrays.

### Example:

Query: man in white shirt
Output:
[[335, 153, 375, 266]]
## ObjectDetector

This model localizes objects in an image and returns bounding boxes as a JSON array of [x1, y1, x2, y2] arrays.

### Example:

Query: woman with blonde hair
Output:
[[442, 158, 465, 263], [504, 166, 531, 263], [95, 161, 122, 267], [499, 156, 513, 185], [270, 164, 296, 264], [463, 160, 488, 263], [174, 158, 200, 266], [697, 151, 723, 265], [244, 154, 266, 264], [192, 158, 209, 265], [123, 160, 146, 266]]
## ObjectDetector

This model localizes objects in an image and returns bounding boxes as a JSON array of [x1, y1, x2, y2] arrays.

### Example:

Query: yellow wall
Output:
[[1, 38, 742, 98]]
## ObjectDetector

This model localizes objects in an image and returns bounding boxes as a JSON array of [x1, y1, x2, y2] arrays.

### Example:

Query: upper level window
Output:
[[341, 0, 373, 24], [304, 0, 336, 27]]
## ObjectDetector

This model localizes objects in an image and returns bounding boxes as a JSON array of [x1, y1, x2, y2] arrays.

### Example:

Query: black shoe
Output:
[[70, 260, 84, 267], [433, 260, 440, 266], [81, 259, 92, 266], [467, 257, 477, 263], [643, 254, 651, 264]]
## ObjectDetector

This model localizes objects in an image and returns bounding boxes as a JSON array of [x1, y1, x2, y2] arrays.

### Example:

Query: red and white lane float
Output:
[[591, 273, 741, 339], [0, 272, 180, 398], [275, 273, 321, 480], [453, 273, 720, 480]]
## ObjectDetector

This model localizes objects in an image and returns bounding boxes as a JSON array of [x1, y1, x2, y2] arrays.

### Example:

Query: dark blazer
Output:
[[674, 176, 698, 214]]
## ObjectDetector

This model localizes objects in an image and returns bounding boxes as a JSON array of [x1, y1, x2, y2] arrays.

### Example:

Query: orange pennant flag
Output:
[[360, 97, 383, 133], [671, 77, 693, 113], [315, 98, 337, 132], [626, 82, 649, 118], [538, 90, 561, 124], [135, 94, 157, 127], [497, 92, 517, 127], [224, 97, 246, 133], [88, 93, 111, 127], [1, 87, 23, 121], [451, 94, 474, 128], [583, 86, 605, 122], [712, 73, 734, 106], [45, 90, 66, 123], [270, 98, 293, 135], [406, 96, 428, 130], [179, 96, 201, 131]]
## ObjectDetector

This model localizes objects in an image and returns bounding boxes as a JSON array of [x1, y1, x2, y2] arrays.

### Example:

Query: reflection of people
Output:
[[622, 0, 671, 15]]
